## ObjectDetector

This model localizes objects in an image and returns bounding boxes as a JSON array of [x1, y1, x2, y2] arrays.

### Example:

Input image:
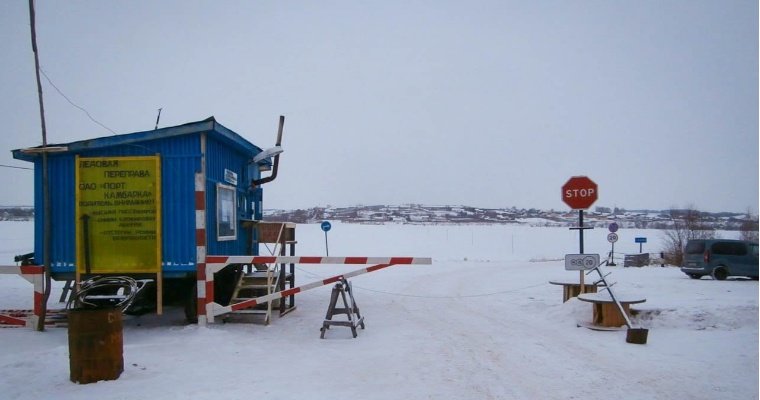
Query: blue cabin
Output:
[[12, 117, 276, 282]]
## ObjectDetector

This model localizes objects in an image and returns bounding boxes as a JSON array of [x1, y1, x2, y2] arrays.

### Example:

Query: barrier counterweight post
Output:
[[194, 170, 208, 325], [31, 268, 44, 328], [196, 262, 206, 325], [0, 265, 45, 328]]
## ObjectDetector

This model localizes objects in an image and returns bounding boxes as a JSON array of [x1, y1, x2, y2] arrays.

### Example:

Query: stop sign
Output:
[[562, 176, 598, 210]]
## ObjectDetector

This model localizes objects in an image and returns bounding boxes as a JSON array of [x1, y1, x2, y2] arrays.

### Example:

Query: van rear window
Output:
[[712, 242, 747, 256], [685, 241, 706, 254]]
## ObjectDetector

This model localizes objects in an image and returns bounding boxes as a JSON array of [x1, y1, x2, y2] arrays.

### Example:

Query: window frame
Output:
[[216, 183, 237, 241]]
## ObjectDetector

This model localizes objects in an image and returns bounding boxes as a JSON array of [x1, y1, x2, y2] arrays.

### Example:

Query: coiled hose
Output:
[[66, 276, 140, 311]]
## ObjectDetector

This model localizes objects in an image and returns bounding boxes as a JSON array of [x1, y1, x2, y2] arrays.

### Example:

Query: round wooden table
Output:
[[548, 280, 599, 303], [577, 292, 646, 328]]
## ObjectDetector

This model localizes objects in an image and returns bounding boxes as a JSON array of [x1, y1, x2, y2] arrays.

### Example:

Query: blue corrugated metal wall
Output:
[[34, 155, 76, 274], [205, 134, 260, 257], [33, 129, 265, 279], [36, 134, 203, 277]]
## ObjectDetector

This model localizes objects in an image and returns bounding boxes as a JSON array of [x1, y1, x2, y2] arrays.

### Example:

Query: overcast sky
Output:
[[1, 1, 757, 213]]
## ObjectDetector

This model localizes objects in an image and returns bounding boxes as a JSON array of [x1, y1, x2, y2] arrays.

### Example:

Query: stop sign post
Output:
[[562, 176, 598, 292], [562, 176, 598, 253]]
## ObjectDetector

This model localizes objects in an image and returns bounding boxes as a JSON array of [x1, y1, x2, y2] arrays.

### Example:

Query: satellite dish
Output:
[[252, 146, 284, 164]]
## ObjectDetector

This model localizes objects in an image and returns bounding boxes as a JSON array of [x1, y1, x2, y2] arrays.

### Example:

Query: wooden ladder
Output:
[[225, 223, 287, 325], [227, 263, 279, 325]]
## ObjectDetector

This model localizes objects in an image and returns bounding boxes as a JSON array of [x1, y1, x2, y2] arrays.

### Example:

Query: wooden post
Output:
[[28, 0, 52, 332], [157, 273, 163, 315]]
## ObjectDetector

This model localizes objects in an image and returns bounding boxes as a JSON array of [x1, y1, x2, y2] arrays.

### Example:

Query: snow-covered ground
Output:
[[0, 221, 757, 400]]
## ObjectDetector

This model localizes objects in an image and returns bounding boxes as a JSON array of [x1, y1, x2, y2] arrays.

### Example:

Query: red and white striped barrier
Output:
[[194, 171, 208, 323], [0, 309, 67, 328], [0, 265, 44, 328], [198, 256, 431, 324]]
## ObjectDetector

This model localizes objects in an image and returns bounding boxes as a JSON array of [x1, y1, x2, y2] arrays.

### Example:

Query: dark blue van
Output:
[[680, 239, 759, 280]]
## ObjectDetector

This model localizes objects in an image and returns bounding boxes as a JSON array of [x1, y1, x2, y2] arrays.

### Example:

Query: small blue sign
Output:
[[321, 221, 332, 232], [635, 237, 647, 243], [608, 222, 619, 233]]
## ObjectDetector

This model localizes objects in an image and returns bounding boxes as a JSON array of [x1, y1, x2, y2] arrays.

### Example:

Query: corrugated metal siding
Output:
[[35, 134, 202, 277], [159, 143, 200, 274], [30, 126, 266, 279], [34, 154, 77, 274], [205, 135, 261, 256]]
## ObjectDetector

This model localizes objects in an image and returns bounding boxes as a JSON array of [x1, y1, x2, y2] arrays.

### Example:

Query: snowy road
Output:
[[0, 223, 757, 399]]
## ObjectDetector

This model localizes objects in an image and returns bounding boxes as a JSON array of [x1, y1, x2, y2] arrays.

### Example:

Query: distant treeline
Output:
[[0, 207, 34, 221]]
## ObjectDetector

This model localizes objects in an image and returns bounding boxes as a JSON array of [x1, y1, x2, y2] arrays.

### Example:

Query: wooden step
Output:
[[236, 284, 275, 290], [241, 273, 293, 280], [230, 298, 281, 311], [243, 271, 273, 278], [228, 309, 269, 315], [253, 263, 271, 271]]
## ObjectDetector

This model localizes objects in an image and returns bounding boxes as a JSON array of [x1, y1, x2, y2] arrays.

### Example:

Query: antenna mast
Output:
[[154, 108, 162, 129]]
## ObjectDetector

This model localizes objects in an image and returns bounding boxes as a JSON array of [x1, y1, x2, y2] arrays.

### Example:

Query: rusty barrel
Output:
[[68, 308, 124, 384]]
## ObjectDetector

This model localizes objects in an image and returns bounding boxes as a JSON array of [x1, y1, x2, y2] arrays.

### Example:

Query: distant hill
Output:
[[2, 204, 751, 231], [0, 207, 33, 221], [264, 204, 752, 231]]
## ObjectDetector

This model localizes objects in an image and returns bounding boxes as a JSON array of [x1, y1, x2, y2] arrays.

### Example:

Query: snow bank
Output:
[[0, 222, 756, 400]]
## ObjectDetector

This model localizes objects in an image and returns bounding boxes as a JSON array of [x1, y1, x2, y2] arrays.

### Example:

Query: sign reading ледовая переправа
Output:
[[75, 156, 162, 275]]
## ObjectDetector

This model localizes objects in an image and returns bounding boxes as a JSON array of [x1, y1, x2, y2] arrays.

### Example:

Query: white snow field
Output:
[[0, 221, 757, 400]]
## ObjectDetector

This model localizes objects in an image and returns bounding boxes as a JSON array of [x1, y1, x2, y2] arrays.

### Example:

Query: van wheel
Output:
[[712, 268, 728, 281], [688, 274, 701, 279]]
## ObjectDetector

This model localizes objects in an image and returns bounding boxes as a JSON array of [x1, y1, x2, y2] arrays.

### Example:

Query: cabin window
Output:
[[217, 183, 237, 241]]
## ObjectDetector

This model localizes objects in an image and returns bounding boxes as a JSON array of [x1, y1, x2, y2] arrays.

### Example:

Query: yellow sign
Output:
[[75, 156, 162, 274]]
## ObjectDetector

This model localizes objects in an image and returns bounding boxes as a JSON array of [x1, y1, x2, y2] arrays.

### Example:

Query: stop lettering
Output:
[[565, 188, 595, 198]]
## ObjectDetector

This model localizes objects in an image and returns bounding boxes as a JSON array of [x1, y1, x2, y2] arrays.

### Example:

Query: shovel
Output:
[[588, 263, 649, 344]]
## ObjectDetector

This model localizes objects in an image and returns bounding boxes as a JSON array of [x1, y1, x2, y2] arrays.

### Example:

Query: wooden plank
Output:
[[255, 222, 295, 243]]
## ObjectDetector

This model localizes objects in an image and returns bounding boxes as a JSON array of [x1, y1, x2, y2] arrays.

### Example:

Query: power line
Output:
[[352, 281, 548, 299], [39, 68, 117, 135], [294, 266, 547, 299], [0, 164, 33, 170]]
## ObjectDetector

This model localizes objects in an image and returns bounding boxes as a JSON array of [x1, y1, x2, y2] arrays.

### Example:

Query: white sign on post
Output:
[[564, 254, 600, 271], [607, 233, 619, 243]]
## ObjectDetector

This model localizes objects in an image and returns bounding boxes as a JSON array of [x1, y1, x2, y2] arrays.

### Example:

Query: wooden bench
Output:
[[548, 280, 599, 303], [577, 292, 646, 328]]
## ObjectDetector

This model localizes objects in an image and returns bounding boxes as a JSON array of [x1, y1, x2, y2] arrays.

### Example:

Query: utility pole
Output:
[[28, 0, 51, 331]]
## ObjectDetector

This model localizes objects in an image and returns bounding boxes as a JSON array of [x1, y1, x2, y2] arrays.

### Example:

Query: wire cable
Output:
[[39, 68, 117, 135], [294, 266, 547, 300], [0, 164, 33, 170]]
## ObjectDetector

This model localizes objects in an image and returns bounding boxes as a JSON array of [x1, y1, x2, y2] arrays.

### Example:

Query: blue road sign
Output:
[[321, 221, 332, 232], [608, 222, 619, 233], [635, 237, 647, 243]]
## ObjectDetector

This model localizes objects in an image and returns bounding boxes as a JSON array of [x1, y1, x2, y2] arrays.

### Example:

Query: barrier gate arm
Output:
[[0, 265, 45, 328], [198, 256, 432, 325]]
